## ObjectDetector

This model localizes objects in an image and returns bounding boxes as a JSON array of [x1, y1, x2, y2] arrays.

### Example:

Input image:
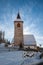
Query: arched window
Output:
[[17, 23, 20, 27]]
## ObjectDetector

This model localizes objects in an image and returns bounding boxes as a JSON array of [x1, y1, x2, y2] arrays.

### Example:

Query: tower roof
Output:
[[17, 12, 21, 19], [14, 12, 23, 22]]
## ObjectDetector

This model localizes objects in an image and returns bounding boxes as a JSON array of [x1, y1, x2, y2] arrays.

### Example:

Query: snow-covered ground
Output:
[[0, 43, 43, 65], [0, 51, 43, 65]]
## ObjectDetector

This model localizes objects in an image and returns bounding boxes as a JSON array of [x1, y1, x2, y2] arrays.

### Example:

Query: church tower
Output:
[[14, 12, 24, 47]]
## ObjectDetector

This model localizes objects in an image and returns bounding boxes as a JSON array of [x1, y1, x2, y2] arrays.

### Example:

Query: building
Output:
[[14, 12, 37, 49], [24, 35, 36, 46], [14, 12, 24, 47], [24, 35, 37, 50]]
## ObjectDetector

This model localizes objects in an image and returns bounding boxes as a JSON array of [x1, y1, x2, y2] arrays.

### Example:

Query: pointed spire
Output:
[[14, 11, 23, 22], [17, 12, 21, 19]]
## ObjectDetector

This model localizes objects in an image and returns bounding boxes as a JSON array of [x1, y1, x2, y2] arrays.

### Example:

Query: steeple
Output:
[[14, 12, 24, 47], [15, 12, 23, 22], [17, 12, 21, 19]]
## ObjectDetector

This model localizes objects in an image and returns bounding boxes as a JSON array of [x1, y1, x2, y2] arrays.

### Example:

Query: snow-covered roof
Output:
[[24, 35, 36, 46], [15, 19, 23, 21]]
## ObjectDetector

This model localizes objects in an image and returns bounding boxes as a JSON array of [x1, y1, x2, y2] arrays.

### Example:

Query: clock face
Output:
[[17, 23, 20, 27]]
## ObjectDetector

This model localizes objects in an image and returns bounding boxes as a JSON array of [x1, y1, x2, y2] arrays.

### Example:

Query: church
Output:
[[13, 12, 37, 49]]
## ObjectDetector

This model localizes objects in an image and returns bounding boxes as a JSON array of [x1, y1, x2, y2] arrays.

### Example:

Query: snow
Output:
[[0, 43, 43, 65], [15, 19, 22, 21], [24, 35, 36, 45], [0, 51, 43, 65], [0, 51, 23, 65]]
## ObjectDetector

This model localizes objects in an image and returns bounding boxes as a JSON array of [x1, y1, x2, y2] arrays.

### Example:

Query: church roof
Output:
[[24, 35, 36, 46], [15, 12, 23, 22]]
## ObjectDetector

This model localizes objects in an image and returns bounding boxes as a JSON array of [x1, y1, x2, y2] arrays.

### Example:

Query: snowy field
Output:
[[0, 51, 43, 65], [0, 43, 43, 65]]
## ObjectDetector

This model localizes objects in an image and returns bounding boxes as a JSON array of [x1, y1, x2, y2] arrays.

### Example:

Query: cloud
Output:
[[0, 22, 14, 41], [0, 10, 15, 42]]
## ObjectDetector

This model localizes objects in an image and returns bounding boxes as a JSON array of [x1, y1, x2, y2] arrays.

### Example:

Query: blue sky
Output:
[[0, 0, 43, 47]]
